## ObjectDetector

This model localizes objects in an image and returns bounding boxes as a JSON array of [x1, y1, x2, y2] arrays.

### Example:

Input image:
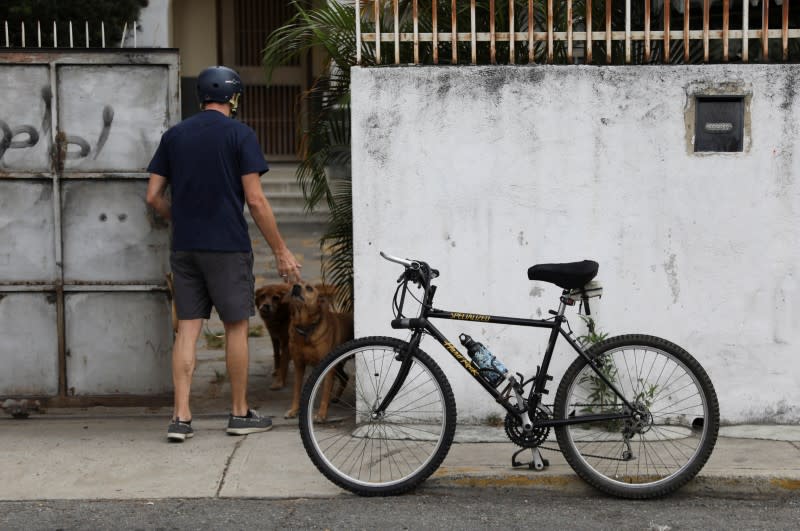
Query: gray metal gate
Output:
[[0, 50, 179, 406]]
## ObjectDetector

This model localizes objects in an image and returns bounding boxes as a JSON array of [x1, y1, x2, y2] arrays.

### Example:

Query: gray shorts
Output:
[[170, 251, 255, 322]]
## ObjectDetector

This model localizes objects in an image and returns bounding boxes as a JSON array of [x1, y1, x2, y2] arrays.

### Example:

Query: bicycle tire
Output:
[[554, 334, 719, 499], [299, 336, 457, 496]]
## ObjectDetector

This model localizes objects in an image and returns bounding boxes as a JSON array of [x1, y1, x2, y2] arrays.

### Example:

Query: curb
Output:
[[426, 473, 800, 498]]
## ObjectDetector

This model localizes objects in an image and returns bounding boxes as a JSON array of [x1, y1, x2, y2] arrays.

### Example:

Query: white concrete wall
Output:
[[351, 64, 800, 425], [128, 0, 171, 47]]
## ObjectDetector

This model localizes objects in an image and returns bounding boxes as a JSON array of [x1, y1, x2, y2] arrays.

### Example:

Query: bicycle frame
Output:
[[383, 285, 637, 429]]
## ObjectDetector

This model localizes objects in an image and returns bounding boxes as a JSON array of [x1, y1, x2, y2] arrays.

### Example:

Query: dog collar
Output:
[[294, 319, 321, 341]]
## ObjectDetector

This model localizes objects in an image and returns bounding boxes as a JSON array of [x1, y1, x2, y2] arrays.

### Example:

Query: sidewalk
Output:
[[2, 220, 799, 501], [2, 336, 800, 502]]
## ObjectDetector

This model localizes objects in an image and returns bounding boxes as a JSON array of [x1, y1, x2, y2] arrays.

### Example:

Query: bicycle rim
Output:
[[301, 340, 455, 494], [556, 336, 717, 497]]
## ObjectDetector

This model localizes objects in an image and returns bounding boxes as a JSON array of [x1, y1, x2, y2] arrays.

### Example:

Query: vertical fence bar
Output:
[[413, 0, 419, 64], [37, 20, 41, 47], [782, 0, 789, 61], [586, 0, 592, 64], [723, 0, 729, 61], [703, 0, 710, 62], [567, 0, 573, 63], [471, 0, 477, 64], [394, 0, 400, 64], [375, 0, 381, 64], [4, 21, 8, 47], [21, 21, 25, 47], [54, 21, 58, 47], [547, 0, 554, 63], [356, 0, 361, 64], [133, 19, 137, 48], [490, 0, 496, 64], [528, 0, 535, 63], [761, 0, 769, 62], [683, 0, 690, 62], [605, 0, 611, 64], [663, 0, 670, 62], [644, 0, 651, 62], [120, 21, 127, 47], [392, 0, 400, 65], [742, 0, 749, 62], [85, 20, 89, 47], [69, 21, 74, 48], [101, 21, 106, 48], [509, 0, 515, 64], [433, 0, 439, 64], [452, 0, 457, 63], [625, 0, 631, 64]]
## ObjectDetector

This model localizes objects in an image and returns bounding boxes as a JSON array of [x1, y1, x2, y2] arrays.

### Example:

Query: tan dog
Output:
[[255, 283, 291, 390], [255, 283, 341, 390], [285, 281, 354, 420]]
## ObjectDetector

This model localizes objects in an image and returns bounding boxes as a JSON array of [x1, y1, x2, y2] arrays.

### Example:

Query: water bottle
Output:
[[459, 334, 509, 387]]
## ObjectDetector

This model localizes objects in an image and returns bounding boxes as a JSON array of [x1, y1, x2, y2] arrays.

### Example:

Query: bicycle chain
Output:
[[527, 403, 634, 463]]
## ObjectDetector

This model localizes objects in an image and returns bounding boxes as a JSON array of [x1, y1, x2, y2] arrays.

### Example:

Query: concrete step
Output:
[[260, 163, 330, 224]]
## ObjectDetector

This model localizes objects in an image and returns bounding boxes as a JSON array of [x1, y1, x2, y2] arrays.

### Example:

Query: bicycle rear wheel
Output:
[[299, 336, 457, 496], [554, 334, 719, 499]]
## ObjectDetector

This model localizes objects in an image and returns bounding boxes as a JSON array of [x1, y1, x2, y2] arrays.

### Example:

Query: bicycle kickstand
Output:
[[511, 447, 550, 471]]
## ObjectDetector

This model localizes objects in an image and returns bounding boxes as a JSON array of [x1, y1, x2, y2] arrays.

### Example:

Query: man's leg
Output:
[[224, 319, 250, 417], [172, 318, 203, 421]]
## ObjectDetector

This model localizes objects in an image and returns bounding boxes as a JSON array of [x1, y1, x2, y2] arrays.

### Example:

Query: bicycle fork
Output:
[[370, 330, 423, 417]]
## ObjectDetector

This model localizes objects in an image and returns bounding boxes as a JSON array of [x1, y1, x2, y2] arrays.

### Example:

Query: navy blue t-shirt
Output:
[[147, 110, 269, 252]]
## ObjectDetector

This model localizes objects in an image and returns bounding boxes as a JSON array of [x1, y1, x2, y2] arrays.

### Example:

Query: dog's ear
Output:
[[315, 284, 339, 311], [276, 283, 291, 298], [254, 286, 268, 305]]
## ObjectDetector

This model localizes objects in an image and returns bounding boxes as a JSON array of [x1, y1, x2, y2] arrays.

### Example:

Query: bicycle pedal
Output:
[[511, 448, 550, 471]]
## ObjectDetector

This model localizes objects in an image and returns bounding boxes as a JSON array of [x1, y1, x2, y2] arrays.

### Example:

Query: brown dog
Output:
[[255, 283, 342, 390], [255, 283, 292, 390], [285, 281, 354, 420]]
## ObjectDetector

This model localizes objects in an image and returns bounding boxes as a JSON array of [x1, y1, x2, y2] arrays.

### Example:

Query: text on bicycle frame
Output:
[[449, 312, 492, 322], [443, 341, 480, 377]]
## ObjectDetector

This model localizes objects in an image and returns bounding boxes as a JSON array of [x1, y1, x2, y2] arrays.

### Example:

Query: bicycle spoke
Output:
[[302, 340, 455, 493], [556, 336, 717, 497]]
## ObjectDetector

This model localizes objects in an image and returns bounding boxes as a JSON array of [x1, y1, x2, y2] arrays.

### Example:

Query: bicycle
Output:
[[299, 252, 720, 499]]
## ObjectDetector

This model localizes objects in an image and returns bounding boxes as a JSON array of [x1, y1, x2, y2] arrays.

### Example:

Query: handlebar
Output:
[[380, 251, 415, 268], [380, 251, 439, 281]]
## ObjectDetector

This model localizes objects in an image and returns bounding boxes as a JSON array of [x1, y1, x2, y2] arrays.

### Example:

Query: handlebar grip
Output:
[[391, 318, 427, 329], [380, 251, 413, 267]]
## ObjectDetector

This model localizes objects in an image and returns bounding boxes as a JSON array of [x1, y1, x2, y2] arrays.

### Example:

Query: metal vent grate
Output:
[[234, 0, 300, 66], [240, 84, 299, 157]]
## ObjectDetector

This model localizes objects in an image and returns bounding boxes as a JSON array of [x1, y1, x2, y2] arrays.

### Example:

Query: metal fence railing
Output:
[[3, 20, 139, 49], [355, 0, 799, 65]]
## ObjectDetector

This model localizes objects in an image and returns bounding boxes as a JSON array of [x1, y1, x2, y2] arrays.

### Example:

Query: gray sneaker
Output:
[[227, 409, 273, 435], [167, 419, 194, 442]]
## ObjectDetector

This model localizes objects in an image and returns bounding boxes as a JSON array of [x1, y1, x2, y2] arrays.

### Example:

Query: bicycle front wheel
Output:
[[554, 334, 719, 499], [299, 336, 457, 496]]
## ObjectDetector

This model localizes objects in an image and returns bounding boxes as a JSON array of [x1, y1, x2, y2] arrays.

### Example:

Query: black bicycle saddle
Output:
[[527, 260, 599, 290]]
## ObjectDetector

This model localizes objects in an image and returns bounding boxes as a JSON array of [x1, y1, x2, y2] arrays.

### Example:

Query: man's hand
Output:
[[146, 173, 171, 221], [274, 247, 302, 284]]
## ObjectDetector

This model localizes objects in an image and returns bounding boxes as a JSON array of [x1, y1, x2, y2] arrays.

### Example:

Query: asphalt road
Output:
[[1, 488, 798, 530]]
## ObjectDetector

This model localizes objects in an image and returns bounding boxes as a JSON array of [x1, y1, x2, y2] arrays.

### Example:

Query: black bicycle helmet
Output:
[[197, 66, 243, 116]]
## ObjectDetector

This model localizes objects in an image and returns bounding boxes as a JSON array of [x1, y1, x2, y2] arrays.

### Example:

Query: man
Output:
[[146, 65, 301, 442]]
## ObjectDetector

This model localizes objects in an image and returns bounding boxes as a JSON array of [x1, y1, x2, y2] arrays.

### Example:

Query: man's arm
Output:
[[146, 173, 171, 221], [242, 172, 302, 282]]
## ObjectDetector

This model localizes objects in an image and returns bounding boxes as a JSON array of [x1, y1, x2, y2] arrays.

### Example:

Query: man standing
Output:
[[146, 66, 301, 442]]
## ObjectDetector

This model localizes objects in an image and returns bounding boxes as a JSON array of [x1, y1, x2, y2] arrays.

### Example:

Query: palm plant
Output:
[[263, 0, 366, 311]]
